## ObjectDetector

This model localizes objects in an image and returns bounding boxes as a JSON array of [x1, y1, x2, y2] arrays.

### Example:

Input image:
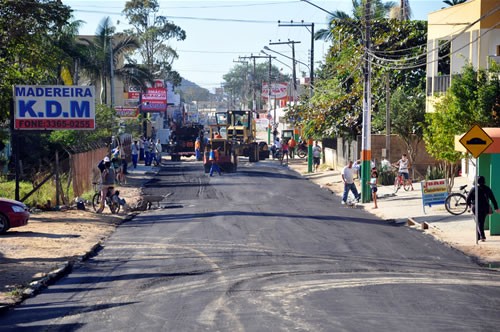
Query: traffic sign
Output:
[[266, 113, 272, 120], [459, 124, 493, 158]]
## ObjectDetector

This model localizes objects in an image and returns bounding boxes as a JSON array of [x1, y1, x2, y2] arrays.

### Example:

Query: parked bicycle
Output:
[[393, 167, 411, 193], [92, 181, 121, 214], [445, 184, 469, 215]]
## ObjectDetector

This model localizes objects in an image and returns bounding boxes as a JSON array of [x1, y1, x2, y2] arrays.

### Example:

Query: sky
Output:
[[63, 0, 445, 92]]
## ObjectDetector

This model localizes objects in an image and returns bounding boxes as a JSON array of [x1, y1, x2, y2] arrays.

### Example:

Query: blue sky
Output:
[[63, 0, 445, 91]]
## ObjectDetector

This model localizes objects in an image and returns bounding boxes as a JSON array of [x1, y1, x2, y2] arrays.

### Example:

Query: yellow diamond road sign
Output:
[[459, 124, 493, 158]]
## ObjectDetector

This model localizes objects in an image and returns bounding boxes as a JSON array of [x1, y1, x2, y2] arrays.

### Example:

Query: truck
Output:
[[166, 124, 203, 161]]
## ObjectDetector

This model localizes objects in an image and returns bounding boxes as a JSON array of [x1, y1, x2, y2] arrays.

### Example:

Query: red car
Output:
[[0, 198, 30, 234]]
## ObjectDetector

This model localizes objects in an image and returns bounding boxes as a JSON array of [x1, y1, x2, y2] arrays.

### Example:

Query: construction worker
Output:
[[209, 147, 222, 176]]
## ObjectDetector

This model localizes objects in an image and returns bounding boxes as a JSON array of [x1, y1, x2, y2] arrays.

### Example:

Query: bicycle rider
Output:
[[97, 158, 115, 213], [393, 153, 414, 190]]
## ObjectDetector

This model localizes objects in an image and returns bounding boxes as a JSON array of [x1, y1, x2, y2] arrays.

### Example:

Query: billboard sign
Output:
[[262, 83, 288, 99], [115, 106, 139, 118], [141, 87, 167, 112], [13, 85, 95, 130]]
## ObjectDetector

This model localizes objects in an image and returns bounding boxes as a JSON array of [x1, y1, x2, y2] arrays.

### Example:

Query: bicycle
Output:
[[92, 182, 121, 214], [445, 184, 469, 215], [393, 168, 411, 193]]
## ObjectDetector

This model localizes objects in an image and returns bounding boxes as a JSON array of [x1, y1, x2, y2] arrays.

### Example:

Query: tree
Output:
[[0, 0, 72, 126], [315, 0, 397, 41], [223, 62, 289, 110], [423, 63, 500, 189], [389, 0, 412, 20], [78, 17, 147, 105], [123, 0, 186, 86], [301, 17, 427, 140], [389, 87, 425, 164]]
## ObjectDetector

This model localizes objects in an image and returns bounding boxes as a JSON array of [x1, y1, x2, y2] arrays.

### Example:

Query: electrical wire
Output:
[[369, 21, 500, 71]]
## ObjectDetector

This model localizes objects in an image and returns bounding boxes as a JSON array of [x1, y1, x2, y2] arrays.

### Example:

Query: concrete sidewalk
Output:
[[284, 158, 500, 267]]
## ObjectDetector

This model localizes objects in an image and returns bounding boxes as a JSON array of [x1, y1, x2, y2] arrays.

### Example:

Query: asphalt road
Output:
[[2, 159, 500, 331]]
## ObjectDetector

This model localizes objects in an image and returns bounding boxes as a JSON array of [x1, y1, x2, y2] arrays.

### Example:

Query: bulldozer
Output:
[[225, 110, 270, 162]]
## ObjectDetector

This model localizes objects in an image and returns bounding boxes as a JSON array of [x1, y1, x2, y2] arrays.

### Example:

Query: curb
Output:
[[407, 217, 430, 230]]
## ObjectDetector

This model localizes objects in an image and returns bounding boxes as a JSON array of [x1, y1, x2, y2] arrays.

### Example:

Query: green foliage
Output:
[[123, 0, 186, 86], [49, 104, 119, 148], [377, 166, 396, 186], [0, 179, 56, 208], [426, 164, 445, 180], [294, 16, 427, 140], [0, 0, 72, 124], [223, 63, 289, 110]]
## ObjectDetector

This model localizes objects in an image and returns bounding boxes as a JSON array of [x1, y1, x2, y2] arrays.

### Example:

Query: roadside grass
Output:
[[0, 175, 75, 208]]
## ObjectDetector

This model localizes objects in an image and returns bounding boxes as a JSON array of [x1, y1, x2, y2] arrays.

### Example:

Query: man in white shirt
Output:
[[341, 160, 361, 204]]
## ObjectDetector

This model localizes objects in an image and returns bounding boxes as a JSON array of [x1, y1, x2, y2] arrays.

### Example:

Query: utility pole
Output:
[[239, 54, 270, 114], [360, 0, 372, 203], [269, 39, 300, 102], [278, 21, 314, 97]]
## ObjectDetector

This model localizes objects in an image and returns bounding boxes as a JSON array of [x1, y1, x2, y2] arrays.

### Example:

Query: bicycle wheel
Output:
[[445, 193, 468, 215], [297, 149, 307, 159], [108, 197, 121, 214], [403, 181, 411, 191], [394, 177, 400, 193], [92, 193, 101, 212]]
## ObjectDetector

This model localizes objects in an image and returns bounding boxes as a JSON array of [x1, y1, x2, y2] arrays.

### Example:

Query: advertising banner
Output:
[[262, 83, 288, 99], [141, 87, 167, 112], [115, 106, 139, 118], [13, 85, 95, 130], [421, 179, 448, 213]]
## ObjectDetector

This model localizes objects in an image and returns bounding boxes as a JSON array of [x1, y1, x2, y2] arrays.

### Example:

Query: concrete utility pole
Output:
[[269, 40, 300, 102], [277, 21, 314, 97], [360, 0, 372, 203], [239, 54, 270, 114]]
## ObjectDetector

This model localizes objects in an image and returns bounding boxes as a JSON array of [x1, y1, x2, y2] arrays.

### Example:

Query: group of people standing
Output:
[[130, 137, 163, 168]]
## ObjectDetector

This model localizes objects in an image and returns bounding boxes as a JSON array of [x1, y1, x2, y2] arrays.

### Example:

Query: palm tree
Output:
[[443, 0, 467, 7], [389, 0, 412, 20], [315, 0, 397, 41], [78, 17, 152, 105]]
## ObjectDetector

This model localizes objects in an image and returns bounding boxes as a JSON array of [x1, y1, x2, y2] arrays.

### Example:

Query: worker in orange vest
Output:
[[288, 137, 297, 159]]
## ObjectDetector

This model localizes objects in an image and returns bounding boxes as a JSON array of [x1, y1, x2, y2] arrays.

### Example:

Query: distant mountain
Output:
[[177, 78, 214, 103]]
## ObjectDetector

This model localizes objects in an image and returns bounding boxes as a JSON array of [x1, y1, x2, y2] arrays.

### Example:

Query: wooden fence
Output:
[[70, 147, 109, 197]]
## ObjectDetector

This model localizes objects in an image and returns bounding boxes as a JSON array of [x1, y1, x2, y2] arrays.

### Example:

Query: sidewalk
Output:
[[285, 158, 500, 267]]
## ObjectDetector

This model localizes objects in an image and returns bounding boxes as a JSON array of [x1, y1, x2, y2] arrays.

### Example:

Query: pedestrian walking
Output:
[[288, 136, 296, 159], [209, 147, 222, 176], [139, 137, 145, 161], [155, 139, 162, 165], [282, 140, 289, 164], [466, 176, 500, 242], [341, 160, 361, 204], [312, 142, 321, 172], [195, 137, 202, 161], [144, 139, 152, 166], [370, 167, 378, 209], [131, 140, 139, 169], [149, 139, 156, 166]]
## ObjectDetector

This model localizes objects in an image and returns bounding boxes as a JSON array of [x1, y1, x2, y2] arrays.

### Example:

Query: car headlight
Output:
[[11, 205, 26, 213]]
